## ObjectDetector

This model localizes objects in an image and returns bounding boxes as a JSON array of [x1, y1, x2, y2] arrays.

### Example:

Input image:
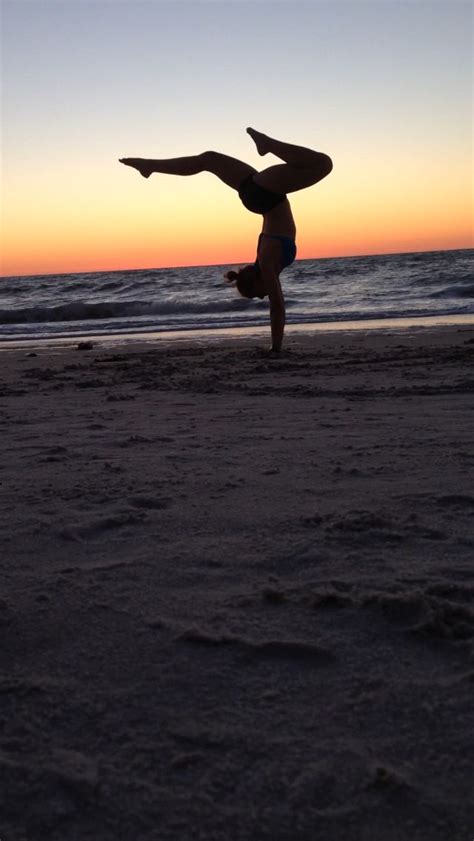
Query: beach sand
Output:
[[1, 325, 473, 840]]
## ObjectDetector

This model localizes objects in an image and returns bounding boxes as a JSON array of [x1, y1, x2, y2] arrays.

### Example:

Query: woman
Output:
[[120, 128, 333, 352]]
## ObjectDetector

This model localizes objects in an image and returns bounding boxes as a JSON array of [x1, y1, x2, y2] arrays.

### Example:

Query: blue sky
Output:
[[3, 0, 471, 159]]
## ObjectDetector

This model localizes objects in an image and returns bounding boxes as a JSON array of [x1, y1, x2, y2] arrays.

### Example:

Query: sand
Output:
[[1, 325, 473, 841]]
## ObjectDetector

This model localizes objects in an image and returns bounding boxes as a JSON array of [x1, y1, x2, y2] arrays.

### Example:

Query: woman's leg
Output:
[[247, 128, 333, 194], [119, 151, 256, 191]]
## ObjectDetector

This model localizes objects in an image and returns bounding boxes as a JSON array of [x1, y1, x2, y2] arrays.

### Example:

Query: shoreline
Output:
[[1, 312, 474, 352]]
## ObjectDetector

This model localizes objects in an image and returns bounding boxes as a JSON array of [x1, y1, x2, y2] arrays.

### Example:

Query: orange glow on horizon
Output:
[[3, 233, 472, 278], [2, 157, 472, 277]]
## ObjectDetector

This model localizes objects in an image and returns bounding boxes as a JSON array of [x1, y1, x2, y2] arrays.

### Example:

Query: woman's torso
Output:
[[262, 198, 296, 239], [256, 200, 297, 273]]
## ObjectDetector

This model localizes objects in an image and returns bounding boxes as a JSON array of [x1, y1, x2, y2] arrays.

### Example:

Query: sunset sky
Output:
[[2, 0, 472, 277]]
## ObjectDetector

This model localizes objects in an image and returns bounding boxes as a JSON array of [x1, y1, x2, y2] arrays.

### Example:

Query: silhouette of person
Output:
[[120, 128, 333, 352]]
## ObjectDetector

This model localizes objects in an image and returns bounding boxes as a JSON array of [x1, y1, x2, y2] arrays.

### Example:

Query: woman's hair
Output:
[[224, 265, 260, 299]]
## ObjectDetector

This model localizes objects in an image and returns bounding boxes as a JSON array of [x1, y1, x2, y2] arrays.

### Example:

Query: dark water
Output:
[[0, 249, 472, 341]]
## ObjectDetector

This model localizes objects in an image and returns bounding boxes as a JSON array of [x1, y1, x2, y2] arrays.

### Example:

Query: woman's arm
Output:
[[261, 267, 286, 352]]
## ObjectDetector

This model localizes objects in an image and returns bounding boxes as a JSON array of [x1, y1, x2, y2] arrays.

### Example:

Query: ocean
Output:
[[0, 249, 472, 343]]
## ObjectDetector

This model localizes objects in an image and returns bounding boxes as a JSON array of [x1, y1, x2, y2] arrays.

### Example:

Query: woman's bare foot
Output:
[[119, 158, 154, 178], [246, 127, 272, 156]]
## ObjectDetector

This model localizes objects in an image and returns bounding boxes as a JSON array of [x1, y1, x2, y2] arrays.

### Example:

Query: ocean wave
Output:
[[0, 297, 248, 325], [428, 282, 474, 300]]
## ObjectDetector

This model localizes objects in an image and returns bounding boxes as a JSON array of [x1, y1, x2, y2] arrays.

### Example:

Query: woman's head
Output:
[[224, 265, 265, 299]]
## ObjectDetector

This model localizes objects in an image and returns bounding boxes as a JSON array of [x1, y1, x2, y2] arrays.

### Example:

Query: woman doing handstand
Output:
[[119, 128, 333, 352]]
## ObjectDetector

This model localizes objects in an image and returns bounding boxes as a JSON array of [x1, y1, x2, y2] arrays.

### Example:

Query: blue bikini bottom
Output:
[[255, 232, 297, 271]]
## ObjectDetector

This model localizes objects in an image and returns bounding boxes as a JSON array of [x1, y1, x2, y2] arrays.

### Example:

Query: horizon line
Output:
[[1, 245, 472, 280]]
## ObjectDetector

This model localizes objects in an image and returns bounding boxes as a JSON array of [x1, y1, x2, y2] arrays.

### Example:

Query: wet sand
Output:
[[1, 325, 473, 840]]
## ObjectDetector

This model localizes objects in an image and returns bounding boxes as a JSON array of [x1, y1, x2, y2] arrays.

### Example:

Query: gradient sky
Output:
[[1, 0, 472, 276]]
